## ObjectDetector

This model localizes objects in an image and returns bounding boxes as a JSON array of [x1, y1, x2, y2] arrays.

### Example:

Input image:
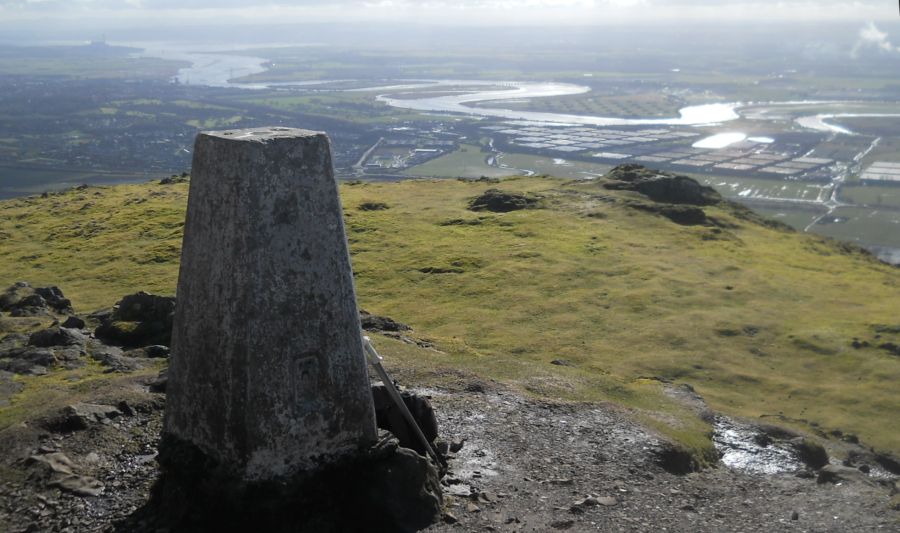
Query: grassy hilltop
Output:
[[1, 170, 899, 462]]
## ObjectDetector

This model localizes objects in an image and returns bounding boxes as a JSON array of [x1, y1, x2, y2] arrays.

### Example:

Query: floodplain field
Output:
[[0, 44, 186, 79], [470, 91, 683, 119], [699, 175, 833, 203], [811, 206, 900, 249], [402, 144, 514, 179], [746, 205, 826, 230], [231, 90, 431, 125], [839, 183, 900, 209], [498, 152, 614, 179], [2, 41, 900, 262]]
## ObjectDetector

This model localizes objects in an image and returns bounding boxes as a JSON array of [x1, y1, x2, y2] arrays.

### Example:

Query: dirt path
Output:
[[0, 383, 896, 532], [426, 388, 897, 533]]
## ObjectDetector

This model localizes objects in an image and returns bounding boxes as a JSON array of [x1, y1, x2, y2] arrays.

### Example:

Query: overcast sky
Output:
[[0, 0, 896, 26]]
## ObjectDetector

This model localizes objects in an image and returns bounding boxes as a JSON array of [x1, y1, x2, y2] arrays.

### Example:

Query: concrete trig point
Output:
[[157, 127, 440, 531], [166, 127, 376, 477]]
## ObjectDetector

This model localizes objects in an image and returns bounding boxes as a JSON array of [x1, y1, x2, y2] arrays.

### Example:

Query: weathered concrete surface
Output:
[[164, 127, 377, 481]]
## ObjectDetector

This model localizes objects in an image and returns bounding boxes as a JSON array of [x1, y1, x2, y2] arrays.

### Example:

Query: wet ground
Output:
[[425, 388, 898, 532], [0, 382, 897, 532]]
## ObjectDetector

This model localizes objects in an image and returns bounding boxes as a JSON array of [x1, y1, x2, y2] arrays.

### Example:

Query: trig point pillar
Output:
[[163, 127, 377, 479]]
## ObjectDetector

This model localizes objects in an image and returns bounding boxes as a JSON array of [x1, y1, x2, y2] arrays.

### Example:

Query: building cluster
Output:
[[483, 125, 697, 154], [632, 141, 833, 177], [861, 162, 900, 183], [484, 124, 835, 179]]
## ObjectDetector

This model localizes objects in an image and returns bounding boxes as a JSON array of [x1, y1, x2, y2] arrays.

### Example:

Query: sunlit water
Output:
[[795, 113, 900, 134], [134, 44, 898, 133], [693, 132, 747, 148], [376, 81, 741, 126], [713, 417, 803, 474]]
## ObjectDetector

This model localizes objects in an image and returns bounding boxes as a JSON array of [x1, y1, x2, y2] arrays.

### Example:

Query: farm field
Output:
[[498, 152, 614, 179], [402, 144, 515, 178], [812, 206, 900, 249], [470, 92, 683, 119], [699, 175, 833, 203], [747, 205, 826, 230], [839, 183, 900, 209]]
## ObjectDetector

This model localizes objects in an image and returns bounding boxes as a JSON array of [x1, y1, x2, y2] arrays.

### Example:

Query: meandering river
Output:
[[136, 43, 900, 133]]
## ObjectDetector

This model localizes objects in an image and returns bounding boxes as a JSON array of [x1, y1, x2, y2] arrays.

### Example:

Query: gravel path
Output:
[[0, 384, 897, 532]]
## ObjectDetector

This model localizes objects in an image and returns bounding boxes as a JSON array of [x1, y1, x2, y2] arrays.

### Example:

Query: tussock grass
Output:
[[1, 175, 898, 458]]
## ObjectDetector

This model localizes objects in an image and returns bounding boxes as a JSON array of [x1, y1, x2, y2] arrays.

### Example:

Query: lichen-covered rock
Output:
[[55, 403, 122, 431], [94, 292, 174, 348], [61, 316, 86, 329], [0, 282, 73, 316], [603, 164, 721, 206], [468, 189, 539, 212], [360, 310, 411, 332], [34, 286, 74, 314], [114, 292, 175, 323], [88, 342, 148, 373], [28, 326, 85, 348], [0, 346, 55, 375], [0, 369, 22, 407], [630, 202, 709, 225]]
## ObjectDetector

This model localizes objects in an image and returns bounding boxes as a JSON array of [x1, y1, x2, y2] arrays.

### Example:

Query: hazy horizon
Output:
[[0, 0, 897, 41]]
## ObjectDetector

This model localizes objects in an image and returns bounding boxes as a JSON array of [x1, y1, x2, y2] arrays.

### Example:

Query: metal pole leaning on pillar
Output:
[[363, 336, 445, 469]]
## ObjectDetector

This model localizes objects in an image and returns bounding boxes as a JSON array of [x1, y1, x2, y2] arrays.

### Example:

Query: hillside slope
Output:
[[0, 167, 898, 460]]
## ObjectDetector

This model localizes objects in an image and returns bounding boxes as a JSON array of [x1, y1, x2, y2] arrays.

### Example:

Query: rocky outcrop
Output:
[[52, 403, 123, 432], [0, 284, 170, 376], [629, 203, 709, 226], [29, 326, 85, 348], [94, 292, 175, 348], [360, 310, 411, 333], [602, 164, 721, 206], [372, 384, 438, 456], [0, 327, 87, 375], [469, 189, 540, 213], [0, 282, 73, 316]]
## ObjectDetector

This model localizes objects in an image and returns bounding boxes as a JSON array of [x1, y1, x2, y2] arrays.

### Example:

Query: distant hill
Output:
[[1, 165, 898, 461]]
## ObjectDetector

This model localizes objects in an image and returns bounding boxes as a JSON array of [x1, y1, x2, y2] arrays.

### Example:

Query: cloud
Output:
[[852, 22, 900, 57], [0, 0, 894, 25]]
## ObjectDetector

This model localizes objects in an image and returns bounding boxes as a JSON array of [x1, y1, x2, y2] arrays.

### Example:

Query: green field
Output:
[[840, 183, 900, 209], [235, 91, 429, 124], [700, 175, 833, 203], [498, 152, 613, 179], [811, 206, 900, 248], [862, 137, 900, 168], [0, 45, 186, 79], [471, 92, 682, 119], [402, 144, 515, 178], [749, 205, 827, 230], [1, 176, 898, 463]]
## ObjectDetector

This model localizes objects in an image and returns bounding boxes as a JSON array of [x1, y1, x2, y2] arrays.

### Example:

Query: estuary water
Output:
[[375, 81, 741, 126], [139, 44, 900, 133]]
